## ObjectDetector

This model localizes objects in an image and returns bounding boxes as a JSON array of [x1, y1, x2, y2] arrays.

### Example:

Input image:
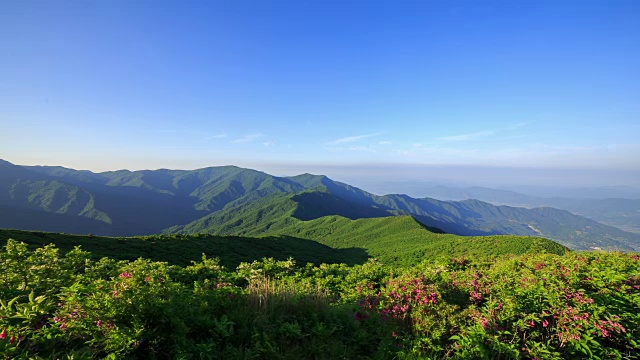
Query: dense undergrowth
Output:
[[0, 240, 638, 359]]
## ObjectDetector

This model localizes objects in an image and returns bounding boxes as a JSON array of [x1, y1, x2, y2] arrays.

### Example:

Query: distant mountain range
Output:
[[365, 180, 640, 200], [409, 185, 640, 234], [1, 159, 639, 251]]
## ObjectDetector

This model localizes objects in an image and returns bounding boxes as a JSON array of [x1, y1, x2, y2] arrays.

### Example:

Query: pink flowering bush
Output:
[[0, 239, 638, 358]]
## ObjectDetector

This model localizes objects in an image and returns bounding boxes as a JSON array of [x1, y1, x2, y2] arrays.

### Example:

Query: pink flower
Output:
[[119, 272, 132, 279], [527, 320, 535, 328], [95, 320, 103, 327], [53, 316, 63, 323], [59, 323, 68, 330], [480, 318, 489, 329], [542, 320, 549, 328], [0, 328, 7, 339], [470, 291, 483, 302]]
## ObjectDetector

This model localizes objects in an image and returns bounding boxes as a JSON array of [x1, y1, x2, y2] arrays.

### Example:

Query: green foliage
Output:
[[1, 241, 638, 359], [0, 220, 566, 270], [0, 229, 366, 268], [265, 215, 568, 266]]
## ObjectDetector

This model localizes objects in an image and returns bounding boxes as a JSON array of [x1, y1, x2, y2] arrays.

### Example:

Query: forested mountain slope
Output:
[[413, 184, 640, 234], [2, 159, 638, 250]]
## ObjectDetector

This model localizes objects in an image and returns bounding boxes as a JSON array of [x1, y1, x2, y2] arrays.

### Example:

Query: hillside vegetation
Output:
[[0, 220, 565, 269], [0, 240, 637, 359], [2, 159, 639, 251], [0, 229, 366, 268], [263, 215, 568, 266]]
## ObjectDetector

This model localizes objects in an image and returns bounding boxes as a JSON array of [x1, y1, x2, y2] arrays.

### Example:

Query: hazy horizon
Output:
[[5, 157, 640, 193]]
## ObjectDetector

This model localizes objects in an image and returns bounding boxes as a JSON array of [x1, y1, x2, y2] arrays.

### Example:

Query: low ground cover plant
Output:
[[0, 240, 638, 359]]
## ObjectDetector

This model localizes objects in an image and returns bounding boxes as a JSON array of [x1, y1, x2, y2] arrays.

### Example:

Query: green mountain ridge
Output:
[[0, 215, 567, 268], [260, 215, 567, 266], [163, 187, 568, 265], [168, 189, 397, 235], [1, 159, 638, 251], [415, 184, 640, 234]]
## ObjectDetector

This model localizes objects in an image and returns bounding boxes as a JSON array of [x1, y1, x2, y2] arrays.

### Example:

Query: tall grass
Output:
[[248, 276, 332, 313]]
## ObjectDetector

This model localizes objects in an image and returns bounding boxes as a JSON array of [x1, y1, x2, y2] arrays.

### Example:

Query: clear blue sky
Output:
[[1, 0, 639, 185]]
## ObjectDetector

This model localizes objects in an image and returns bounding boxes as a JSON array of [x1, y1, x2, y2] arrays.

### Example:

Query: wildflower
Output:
[[542, 320, 549, 328], [470, 291, 483, 302], [527, 320, 535, 328], [480, 318, 489, 329], [144, 276, 151, 282], [59, 323, 68, 330], [9, 336, 15, 344], [95, 320, 103, 327], [119, 272, 132, 278], [53, 316, 63, 323], [0, 328, 7, 339]]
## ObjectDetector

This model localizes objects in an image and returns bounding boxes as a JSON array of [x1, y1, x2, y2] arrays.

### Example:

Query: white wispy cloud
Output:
[[437, 122, 531, 143], [508, 121, 531, 130], [325, 132, 382, 146], [263, 141, 275, 147], [378, 141, 393, 145], [348, 146, 377, 153], [438, 130, 494, 141], [232, 133, 263, 143], [207, 133, 228, 140]]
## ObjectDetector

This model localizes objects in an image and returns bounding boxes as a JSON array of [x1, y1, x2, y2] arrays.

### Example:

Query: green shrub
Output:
[[0, 240, 638, 359]]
